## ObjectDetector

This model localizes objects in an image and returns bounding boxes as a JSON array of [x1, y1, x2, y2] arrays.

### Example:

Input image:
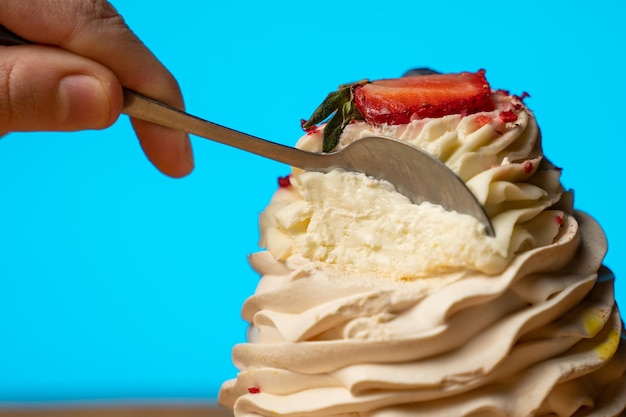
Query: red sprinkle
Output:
[[300, 119, 319, 135], [499, 110, 518, 123], [474, 115, 493, 127], [278, 175, 292, 188], [523, 161, 534, 174], [555, 215, 564, 226], [248, 387, 261, 394]]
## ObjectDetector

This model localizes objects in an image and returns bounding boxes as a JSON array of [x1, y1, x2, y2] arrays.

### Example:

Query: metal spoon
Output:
[[0, 25, 494, 236]]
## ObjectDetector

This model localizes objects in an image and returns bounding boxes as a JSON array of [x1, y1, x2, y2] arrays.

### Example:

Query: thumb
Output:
[[0, 45, 123, 133]]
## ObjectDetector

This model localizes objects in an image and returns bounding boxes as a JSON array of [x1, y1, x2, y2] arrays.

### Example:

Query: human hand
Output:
[[0, 0, 194, 178]]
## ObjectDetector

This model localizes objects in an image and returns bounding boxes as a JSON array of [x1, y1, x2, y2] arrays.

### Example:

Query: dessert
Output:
[[218, 70, 626, 416]]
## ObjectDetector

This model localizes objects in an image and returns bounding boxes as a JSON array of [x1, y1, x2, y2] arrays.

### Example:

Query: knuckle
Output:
[[60, 0, 129, 45], [85, 0, 127, 27], [0, 53, 51, 131], [0, 56, 18, 129]]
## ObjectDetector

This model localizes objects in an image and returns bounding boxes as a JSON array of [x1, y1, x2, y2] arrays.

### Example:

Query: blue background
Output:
[[1, 0, 624, 404]]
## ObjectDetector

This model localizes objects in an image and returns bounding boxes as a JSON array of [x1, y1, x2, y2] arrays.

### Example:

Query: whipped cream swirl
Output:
[[219, 92, 626, 416]]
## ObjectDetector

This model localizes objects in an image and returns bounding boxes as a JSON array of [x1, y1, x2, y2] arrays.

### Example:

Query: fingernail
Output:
[[183, 134, 194, 166], [59, 75, 110, 129], [173, 131, 195, 177]]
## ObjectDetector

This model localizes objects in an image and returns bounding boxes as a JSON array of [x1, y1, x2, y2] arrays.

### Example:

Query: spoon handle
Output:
[[0, 24, 28, 45], [122, 90, 332, 171]]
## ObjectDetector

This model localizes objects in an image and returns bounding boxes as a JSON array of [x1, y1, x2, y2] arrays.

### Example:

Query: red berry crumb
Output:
[[474, 115, 493, 127], [555, 215, 564, 226], [523, 161, 534, 174], [278, 175, 292, 188], [300, 119, 319, 135], [499, 110, 518, 123], [248, 387, 261, 394]]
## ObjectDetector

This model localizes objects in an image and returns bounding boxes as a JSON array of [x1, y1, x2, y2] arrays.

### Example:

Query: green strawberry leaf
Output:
[[302, 79, 368, 152], [303, 88, 349, 128]]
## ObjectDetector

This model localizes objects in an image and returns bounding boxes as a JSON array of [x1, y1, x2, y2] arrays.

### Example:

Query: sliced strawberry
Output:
[[354, 70, 493, 125]]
